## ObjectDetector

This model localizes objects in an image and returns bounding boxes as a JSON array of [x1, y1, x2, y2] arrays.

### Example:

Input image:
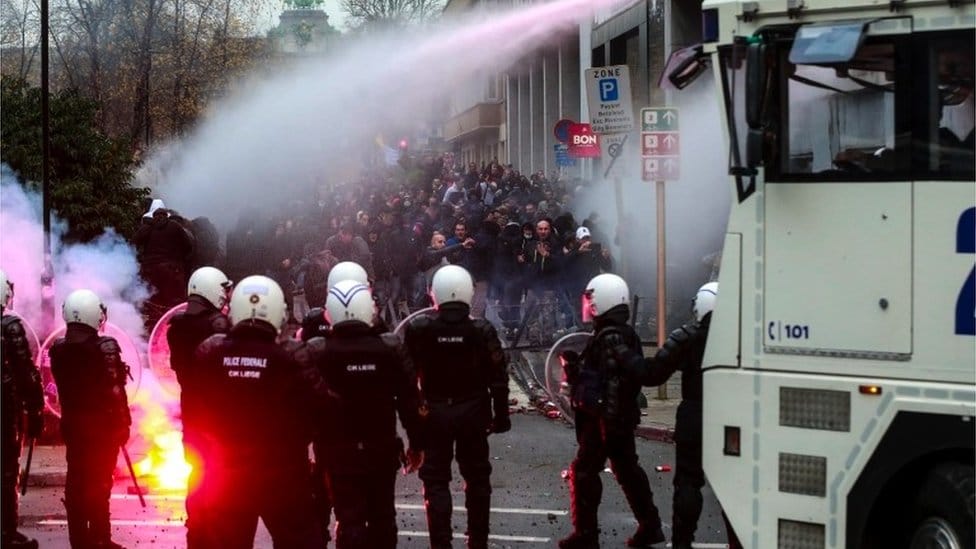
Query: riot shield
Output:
[[146, 302, 188, 400], [544, 331, 592, 423], [393, 307, 436, 340], [37, 322, 143, 418]]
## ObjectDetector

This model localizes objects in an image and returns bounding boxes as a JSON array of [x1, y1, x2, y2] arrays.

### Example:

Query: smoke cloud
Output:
[[0, 164, 150, 347]]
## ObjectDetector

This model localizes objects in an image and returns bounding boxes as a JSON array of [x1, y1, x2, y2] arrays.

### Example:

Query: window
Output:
[[914, 30, 974, 180], [775, 35, 909, 179]]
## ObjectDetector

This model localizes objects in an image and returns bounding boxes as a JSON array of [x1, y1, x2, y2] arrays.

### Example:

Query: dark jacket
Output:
[[303, 323, 424, 470], [50, 324, 131, 442]]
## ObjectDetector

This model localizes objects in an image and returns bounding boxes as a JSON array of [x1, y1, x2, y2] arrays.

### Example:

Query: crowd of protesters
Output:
[[134, 154, 616, 338]]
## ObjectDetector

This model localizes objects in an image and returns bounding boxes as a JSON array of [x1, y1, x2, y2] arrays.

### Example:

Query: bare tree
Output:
[[341, 0, 444, 28], [0, 0, 40, 80]]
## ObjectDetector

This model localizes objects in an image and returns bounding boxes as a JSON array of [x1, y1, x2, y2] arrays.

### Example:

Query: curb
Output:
[[635, 424, 675, 444]]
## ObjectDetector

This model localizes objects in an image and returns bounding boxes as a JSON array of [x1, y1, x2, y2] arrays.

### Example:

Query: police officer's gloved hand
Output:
[[27, 410, 43, 439], [488, 415, 512, 434], [559, 350, 580, 384]]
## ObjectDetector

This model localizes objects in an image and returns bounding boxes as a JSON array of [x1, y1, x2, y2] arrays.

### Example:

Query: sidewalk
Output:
[[507, 345, 680, 443]]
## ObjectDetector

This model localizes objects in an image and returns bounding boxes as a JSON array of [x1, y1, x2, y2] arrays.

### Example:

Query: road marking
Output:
[[40, 519, 184, 527], [109, 494, 569, 515], [395, 503, 567, 516], [37, 521, 550, 542], [39, 519, 728, 546], [398, 530, 550, 543]]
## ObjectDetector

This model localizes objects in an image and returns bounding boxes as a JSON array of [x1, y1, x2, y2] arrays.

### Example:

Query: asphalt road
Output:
[[19, 413, 731, 548]]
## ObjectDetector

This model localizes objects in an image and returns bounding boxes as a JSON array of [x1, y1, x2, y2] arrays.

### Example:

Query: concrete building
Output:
[[440, 0, 702, 176]]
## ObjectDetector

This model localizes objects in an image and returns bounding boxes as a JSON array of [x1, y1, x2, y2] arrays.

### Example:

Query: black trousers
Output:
[[672, 401, 705, 544], [201, 467, 323, 549], [568, 412, 661, 535], [328, 466, 397, 549], [419, 397, 493, 549], [1, 413, 23, 537], [64, 436, 118, 548]]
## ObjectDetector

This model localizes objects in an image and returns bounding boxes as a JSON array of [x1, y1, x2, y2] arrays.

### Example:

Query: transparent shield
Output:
[[37, 322, 143, 418], [543, 331, 592, 423], [147, 302, 188, 401], [393, 306, 436, 340]]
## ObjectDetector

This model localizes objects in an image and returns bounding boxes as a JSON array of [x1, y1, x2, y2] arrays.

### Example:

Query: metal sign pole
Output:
[[656, 179, 667, 400]]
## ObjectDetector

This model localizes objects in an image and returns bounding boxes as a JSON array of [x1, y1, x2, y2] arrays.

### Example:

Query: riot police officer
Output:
[[559, 274, 664, 549], [166, 266, 232, 548], [305, 279, 425, 548], [50, 289, 131, 549], [403, 265, 510, 549], [0, 271, 43, 549], [194, 275, 322, 548], [616, 282, 741, 549], [301, 261, 389, 341], [299, 260, 374, 544]]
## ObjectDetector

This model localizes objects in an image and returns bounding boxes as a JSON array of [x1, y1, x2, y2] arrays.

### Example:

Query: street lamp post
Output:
[[40, 0, 54, 336]]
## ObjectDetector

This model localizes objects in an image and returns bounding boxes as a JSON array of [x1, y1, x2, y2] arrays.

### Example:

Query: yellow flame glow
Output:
[[135, 430, 191, 491]]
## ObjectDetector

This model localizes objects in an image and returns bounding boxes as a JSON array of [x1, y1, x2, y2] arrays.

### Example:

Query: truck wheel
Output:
[[908, 463, 974, 549]]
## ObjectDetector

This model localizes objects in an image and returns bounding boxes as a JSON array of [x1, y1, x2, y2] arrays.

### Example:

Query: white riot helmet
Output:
[[325, 279, 375, 327], [692, 282, 718, 322], [228, 275, 287, 333], [187, 266, 233, 309], [582, 273, 630, 323], [0, 269, 12, 313], [430, 265, 474, 308], [62, 289, 107, 331], [327, 261, 369, 289]]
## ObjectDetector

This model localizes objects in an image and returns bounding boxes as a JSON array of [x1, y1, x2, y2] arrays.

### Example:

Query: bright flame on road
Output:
[[135, 431, 191, 492]]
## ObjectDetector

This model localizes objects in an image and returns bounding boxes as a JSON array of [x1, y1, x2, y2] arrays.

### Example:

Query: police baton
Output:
[[19, 438, 34, 496], [120, 445, 146, 508]]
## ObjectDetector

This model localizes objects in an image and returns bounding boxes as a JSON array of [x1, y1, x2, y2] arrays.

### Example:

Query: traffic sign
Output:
[[568, 123, 601, 158], [642, 107, 679, 132], [641, 132, 680, 156], [640, 107, 680, 181], [554, 143, 576, 167], [643, 157, 680, 180], [554, 119, 575, 143], [585, 65, 635, 135]]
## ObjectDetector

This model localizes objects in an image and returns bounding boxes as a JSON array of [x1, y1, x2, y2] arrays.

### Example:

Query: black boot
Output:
[[3, 531, 39, 549], [559, 530, 600, 549], [626, 523, 665, 547]]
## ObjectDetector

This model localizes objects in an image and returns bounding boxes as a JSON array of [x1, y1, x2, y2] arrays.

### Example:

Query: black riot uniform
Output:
[[305, 322, 424, 549], [621, 313, 741, 549], [50, 323, 131, 549], [560, 304, 663, 549], [1, 313, 43, 549], [194, 321, 323, 548], [166, 294, 230, 549], [299, 304, 390, 545], [403, 301, 509, 549]]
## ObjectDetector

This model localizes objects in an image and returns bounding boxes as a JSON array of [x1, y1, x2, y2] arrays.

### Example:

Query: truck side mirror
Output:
[[746, 43, 766, 129]]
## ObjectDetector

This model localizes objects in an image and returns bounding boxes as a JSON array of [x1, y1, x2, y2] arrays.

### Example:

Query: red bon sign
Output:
[[568, 123, 601, 158]]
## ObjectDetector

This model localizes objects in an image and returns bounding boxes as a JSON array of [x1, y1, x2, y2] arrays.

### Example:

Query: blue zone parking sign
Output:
[[585, 65, 635, 135]]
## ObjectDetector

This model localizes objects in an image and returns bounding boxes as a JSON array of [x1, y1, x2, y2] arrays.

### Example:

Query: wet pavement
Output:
[[17, 412, 731, 548]]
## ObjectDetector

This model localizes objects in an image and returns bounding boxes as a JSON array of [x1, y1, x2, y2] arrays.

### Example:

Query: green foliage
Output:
[[1, 77, 149, 243]]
